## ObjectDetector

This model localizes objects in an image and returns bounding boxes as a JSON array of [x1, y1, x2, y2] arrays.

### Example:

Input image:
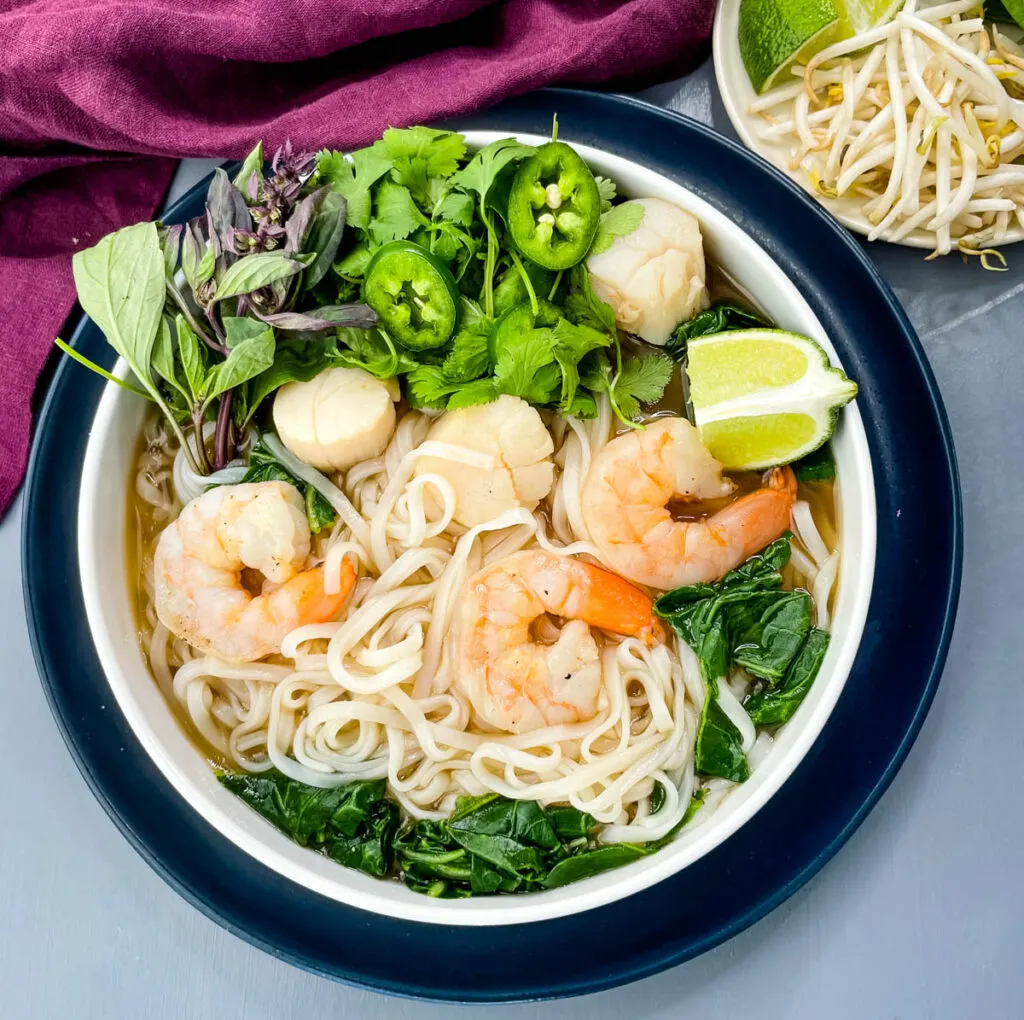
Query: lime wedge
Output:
[[739, 0, 905, 94], [686, 329, 857, 470]]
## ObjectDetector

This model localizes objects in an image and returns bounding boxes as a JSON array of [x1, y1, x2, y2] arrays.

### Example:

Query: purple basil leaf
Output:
[[259, 304, 378, 331], [302, 192, 347, 290], [159, 224, 182, 280], [284, 186, 327, 254]]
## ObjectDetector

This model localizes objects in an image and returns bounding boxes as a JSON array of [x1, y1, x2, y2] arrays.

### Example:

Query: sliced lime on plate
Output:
[[687, 329, 857, 470], [738, 0, 905, 94]]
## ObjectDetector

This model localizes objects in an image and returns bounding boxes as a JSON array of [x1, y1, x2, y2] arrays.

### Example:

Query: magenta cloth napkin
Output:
[[0, 0, 715, 513]]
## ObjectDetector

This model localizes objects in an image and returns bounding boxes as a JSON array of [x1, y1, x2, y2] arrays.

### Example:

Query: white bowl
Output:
[[712, 0, 1024, 250], [78, 130, 877, 927]]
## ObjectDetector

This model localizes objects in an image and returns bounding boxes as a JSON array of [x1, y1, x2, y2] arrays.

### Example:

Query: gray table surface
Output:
[[3, 62, 1021, 1020]]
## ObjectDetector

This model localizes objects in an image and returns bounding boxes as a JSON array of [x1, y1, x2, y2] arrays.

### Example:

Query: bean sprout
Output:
[[749, 0, 1024, 257]]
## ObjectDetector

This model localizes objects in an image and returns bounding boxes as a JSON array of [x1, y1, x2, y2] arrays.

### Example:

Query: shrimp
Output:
[[452, 550, 662, 734], [581, 417, 797, 590], [154, 481, 355, 662]]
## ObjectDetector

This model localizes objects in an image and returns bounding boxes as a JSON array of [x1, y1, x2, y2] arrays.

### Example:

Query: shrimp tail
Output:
[[266, 561, 355, 632], [566, 560, 664, 646]]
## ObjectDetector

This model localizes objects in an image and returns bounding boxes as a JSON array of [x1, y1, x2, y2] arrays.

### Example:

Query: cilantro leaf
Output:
[[442, 320, 491, 382], [493, 328, 561, 404], [436, 191, 475, 227], [450, 138, 535, 200], [317, 144, 392, 232], [368, 181, 429, 247], [610, 354, 674, 420], [552, 318, 612, 362], [551, 318, 611, 410], [595, 175, 617, 212], [564, 265, 617, 334], [406, 365, 458, 409], [447, 378, 498, 409], [383, 127, 467, 207], [332, 328, 418, 379], [563, 389, 598, 418], [589, 202, 645, 257]]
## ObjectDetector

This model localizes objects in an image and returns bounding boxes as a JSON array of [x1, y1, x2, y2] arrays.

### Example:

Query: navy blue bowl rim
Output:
[[21, 87, 962, 1003]]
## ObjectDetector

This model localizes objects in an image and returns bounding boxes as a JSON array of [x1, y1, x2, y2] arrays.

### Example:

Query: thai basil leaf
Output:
[[71, 220, 166, 391], [159, 224, 182, 281], [665, 301, 767, 360], [233, 141, 264, 196], [223, 315, 270, 349], [213, 251, 311, 301], [695, 679, 751, 783], [285, 186, 326, 254], [303, 191, 347, 289], [176, 315, 207, 402], [745, 629, 830, 725], [204, 329, 275, 400], [206, 167, 251, 247], [731, 591, 812, 684], [242, 339, 336, 424], [151, 316, 188, 402], [260, 304, 377, 332], [793, 443, 836, 482]]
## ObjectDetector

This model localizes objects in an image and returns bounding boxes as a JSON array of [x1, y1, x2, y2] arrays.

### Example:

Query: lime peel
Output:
[[686, 329, 857, 471]]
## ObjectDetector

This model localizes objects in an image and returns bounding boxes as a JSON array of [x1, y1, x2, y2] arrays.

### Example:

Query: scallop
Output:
[[587, 197, 709, 345]]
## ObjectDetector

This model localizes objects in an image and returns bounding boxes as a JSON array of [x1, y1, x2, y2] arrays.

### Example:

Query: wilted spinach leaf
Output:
[[745, 628, 831, 726], [665, 301, 767, 360], [654, 536, 821, 782], [242, 438, 336, 533], [793, 442, 836, 482]]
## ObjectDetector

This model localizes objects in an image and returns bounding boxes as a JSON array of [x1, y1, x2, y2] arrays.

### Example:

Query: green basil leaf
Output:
[[233, 141, 264, 195], [213, 251, 311, 301], [176, 315, 207, 402], [151, 315, 188, 402], [205, 329, 276, 400], [72, 220, 166, 389], [222, 315, 269, 349]]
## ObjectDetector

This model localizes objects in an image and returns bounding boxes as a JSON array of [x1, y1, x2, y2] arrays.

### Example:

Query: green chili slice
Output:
[[362, 240, 460, 351], [507, 142, 601, 270]]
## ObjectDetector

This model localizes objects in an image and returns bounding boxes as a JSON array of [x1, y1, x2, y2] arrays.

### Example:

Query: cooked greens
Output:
[[241, 438, 336, 533], [665, 300, 768, 360], [219, 773, 707, 898], [218, 773, 399, 878], [654, 536, 828, 782]]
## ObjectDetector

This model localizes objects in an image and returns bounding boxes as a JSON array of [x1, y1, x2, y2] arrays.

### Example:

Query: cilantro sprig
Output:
[[314, 126, 674, 422]]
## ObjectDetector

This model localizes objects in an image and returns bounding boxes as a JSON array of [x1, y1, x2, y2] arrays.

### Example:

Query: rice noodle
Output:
[[131, 400, 840, 854]]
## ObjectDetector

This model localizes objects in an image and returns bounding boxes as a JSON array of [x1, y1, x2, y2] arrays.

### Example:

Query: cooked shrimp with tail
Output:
[[453, 549, 662, 734], [582, 417, 797, 590], [154, 481, 355, 662]]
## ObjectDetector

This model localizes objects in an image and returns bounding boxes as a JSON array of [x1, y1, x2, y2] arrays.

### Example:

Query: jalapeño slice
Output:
[[507, 141, 601, 271], [362, 241, 460, 351]]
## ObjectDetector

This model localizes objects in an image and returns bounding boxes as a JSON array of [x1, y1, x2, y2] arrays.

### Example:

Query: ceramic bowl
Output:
[[77, 130, 876, 926]]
